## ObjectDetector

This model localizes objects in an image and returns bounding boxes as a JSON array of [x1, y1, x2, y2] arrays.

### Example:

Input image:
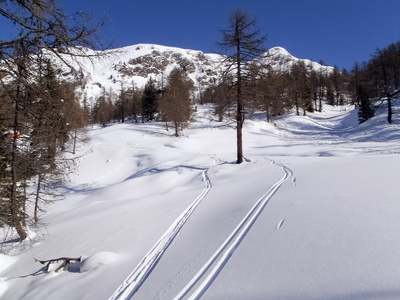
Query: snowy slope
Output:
[[263, 46, 333, 72], [52, 44, 226, 102], [44, 44, 333, 104], [1, 102, 400, 300], [1, 43, 333, 106]]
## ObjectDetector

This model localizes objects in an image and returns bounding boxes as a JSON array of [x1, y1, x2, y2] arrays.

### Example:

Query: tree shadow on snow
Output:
[[226, 289, 400, 300]]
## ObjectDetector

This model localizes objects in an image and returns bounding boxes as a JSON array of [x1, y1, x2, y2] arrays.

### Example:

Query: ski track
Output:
[[108, 158, 217, 300], [174, 159, 293, 300]]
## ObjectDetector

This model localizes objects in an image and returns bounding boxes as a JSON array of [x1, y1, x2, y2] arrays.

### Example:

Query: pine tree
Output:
[[142, 78, 158, 122], [350, 62, 375, 123]]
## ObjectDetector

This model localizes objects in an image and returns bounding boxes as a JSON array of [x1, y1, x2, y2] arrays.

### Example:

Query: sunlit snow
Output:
[[1, 102, 400, 300]]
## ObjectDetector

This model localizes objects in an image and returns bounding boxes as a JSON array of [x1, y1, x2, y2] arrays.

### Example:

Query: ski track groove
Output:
[[108, 158, 217, 300], [174, 159, 292, 300]]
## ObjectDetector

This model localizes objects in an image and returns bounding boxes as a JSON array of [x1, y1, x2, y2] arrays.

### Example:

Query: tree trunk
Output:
[[72, 129, 77, 155], [319, 95, 323, 113], [236, 103, 244, 164], [387, 98, 392, 124], [11, 95, 27, 241], [22, 178, 27, 228], [266, 106, 270, 123], [295, 93, 300, 116], [236, 31, 244, 164], [34, 174, 42, 223], [174, 120, 179, 137]]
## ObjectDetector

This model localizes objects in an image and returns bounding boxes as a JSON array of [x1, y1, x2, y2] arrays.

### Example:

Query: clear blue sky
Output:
[[2, 0, 400, 70]]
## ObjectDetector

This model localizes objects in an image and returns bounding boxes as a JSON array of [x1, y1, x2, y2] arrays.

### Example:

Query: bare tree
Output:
[[289, 61, 314, 116], [91, 88, 114, 127], [373, 47, 399, 124], [219, 9, 266, 163], [257, 69, 289, 122], [350, 42, 400, 124]]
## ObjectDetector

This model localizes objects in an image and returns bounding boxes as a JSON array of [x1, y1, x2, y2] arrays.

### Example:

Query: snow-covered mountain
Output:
[[258, 46, 333, 72], [68, 44, 224, 101], [54, 44, 333, 102]]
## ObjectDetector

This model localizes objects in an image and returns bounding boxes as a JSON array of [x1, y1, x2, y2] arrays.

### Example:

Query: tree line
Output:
[[89, 67, 194, 138], [349, 42, 400, 124], [0, 0, 101, 242]]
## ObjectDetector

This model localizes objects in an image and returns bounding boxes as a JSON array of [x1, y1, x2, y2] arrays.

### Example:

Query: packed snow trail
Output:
[[108, 159, 216, 300], [174, 159, 292, 300]]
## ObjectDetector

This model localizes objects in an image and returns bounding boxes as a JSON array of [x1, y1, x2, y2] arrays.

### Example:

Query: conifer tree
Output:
[[219, 9, 267, 163], [160, 68, 194, 137], [0, 0, 103, 241], [142, 78, 158, 122]]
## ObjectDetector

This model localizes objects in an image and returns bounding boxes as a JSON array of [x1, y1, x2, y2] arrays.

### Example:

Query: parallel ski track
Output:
[[108, 159, 217, 300], [174, 159, 292, 300]]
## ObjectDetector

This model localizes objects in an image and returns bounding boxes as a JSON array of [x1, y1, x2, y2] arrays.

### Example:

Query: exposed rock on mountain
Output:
[[17, 44, 333, 103]]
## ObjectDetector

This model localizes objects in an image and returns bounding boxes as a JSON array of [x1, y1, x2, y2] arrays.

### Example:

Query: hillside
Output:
[[51, 44, 333, 103], [1, 100, 400, 299]]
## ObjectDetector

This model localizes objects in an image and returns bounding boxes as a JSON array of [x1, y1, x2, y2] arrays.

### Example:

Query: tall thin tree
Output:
[[219, 9, 266, 163]]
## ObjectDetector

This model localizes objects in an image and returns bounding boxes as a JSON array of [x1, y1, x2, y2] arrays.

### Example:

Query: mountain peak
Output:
[[267, 46, 293, 58]]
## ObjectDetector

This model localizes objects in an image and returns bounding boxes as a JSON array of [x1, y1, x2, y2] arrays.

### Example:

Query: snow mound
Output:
[[80, 251, 119, 273]]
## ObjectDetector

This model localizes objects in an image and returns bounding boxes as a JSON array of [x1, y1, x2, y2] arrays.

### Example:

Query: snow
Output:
[[259, 47, 333, 73], [42, 43, 331, 107], [47, 43, 226, 103], [1, 102, 400, 300]]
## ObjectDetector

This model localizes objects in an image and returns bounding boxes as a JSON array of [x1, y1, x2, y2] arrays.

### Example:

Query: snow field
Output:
[[1, 103, 400, 300]]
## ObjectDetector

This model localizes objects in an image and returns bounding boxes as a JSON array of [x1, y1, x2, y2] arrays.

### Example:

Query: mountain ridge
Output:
[[53, 43, 334, 102]]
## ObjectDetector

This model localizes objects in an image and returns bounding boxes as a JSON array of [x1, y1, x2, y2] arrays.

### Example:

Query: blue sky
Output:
[[2, 0, 400, 70]]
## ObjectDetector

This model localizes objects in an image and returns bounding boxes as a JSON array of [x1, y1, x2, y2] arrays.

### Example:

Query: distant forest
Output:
[[90, 41, 400, 127]]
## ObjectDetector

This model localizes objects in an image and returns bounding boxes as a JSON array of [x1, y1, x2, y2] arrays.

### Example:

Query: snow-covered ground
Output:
[[1, 103, 400, 300]]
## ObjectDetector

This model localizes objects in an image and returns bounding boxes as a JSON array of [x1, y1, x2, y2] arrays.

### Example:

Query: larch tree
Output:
[[257, 68, 289, 122], [219, 9, 267, 164], [371, 46, 400, 124], [126, 84, 142, 123], [92, 89, 114, 127], [349, 42, 400, 124], [0, 0, 103, 241], [28, 59, 85, 223], [160, 68, 194, 137]]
